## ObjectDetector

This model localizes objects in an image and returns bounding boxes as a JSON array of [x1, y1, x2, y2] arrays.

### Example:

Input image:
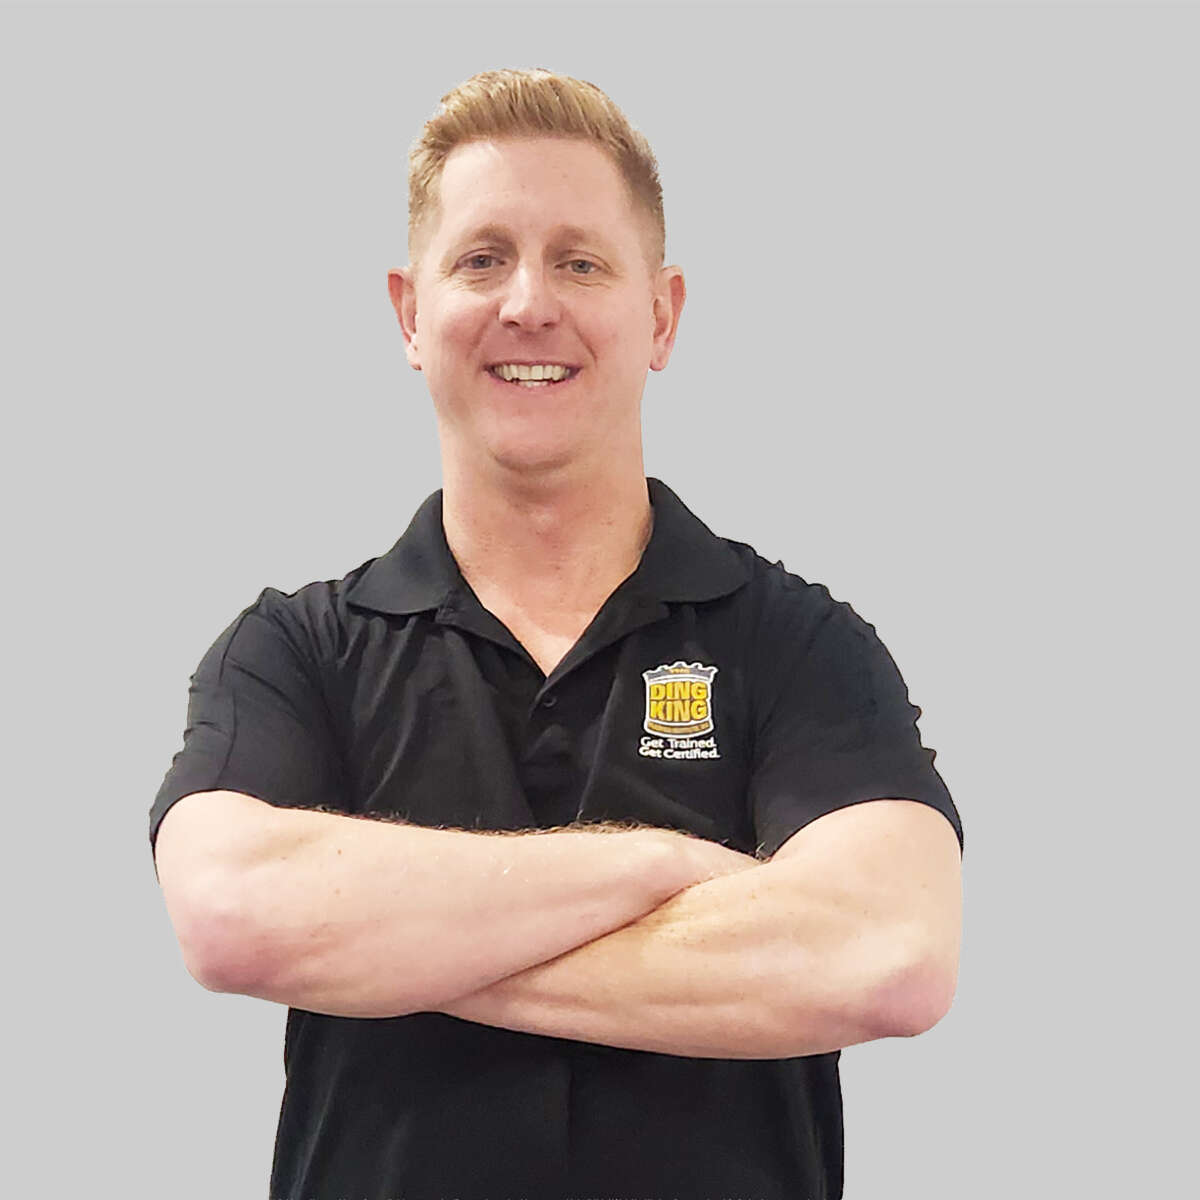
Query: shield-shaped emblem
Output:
[[642, 661, 718, 738]]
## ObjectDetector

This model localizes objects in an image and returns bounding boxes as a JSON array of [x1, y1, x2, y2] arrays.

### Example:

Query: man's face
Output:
[[388, 136, 685, 480]]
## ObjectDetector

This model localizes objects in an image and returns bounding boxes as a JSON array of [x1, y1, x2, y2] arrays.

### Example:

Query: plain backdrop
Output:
[[4, 1, 1195, 1196]]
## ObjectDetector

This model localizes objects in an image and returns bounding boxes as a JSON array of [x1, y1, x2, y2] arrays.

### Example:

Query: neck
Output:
[[440, 457, 653, 618]]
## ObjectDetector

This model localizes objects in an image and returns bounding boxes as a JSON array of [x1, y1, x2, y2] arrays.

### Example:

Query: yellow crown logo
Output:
[[642, 661, 718, 738]]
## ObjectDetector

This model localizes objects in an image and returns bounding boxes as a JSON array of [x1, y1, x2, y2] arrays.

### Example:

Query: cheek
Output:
[[601, 321, 651, 378], [578, 315, 628, 367], [422, 309, 481, 372]]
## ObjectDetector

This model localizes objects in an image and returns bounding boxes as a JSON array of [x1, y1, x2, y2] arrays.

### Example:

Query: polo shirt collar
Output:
[[345, 477, 750, 618], [346, 488, 454, 616], [636, 478, 750, 603]]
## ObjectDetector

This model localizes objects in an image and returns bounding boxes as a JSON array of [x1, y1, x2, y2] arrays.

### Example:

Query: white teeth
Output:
[[492, 363, 571, 382]]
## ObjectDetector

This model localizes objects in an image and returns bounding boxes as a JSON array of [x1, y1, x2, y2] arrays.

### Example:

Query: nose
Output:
[[497, 262, 562, 329]]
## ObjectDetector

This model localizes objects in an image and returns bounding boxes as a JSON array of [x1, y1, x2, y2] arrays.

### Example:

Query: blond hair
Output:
[[407, 68, 666, 277]]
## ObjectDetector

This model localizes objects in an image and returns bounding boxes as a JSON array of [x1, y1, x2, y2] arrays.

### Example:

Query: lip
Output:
[[484, 364, 583, 384], [484, 360, 581, 369]]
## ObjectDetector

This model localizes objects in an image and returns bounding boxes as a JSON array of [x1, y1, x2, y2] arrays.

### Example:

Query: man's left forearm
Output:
[[435, 857, 880, 1059]]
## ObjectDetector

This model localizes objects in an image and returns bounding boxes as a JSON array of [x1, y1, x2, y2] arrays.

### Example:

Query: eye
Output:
[[567, 259, 598, 275], [463, 254, 497, 270]]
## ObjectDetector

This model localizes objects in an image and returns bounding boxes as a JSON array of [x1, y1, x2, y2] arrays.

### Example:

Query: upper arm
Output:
[[770, 797, 962, 917], [149, 594, 344, 867], [748, 584, 963, 860], [149, 592, 345, 982], [746, 584, 963, 1032], [770, 798, 963, 1033]]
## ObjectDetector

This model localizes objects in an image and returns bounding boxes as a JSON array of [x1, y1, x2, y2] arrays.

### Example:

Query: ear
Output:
[[648, 266, 686, 372], [387, 268, 422, 371]]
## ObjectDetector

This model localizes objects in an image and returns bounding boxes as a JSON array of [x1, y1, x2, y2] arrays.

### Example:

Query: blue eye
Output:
[[464, 255, 495, 270], [568, 259, 596, 274]]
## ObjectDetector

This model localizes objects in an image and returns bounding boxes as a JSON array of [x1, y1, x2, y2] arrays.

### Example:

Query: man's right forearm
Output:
[[198, 795, 696, 1019]]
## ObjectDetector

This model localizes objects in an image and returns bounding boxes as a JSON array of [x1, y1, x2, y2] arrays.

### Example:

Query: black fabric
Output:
[[150, 477, 961, 1200]]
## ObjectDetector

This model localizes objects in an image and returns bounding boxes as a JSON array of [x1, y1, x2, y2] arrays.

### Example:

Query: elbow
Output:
[[186, 912, 260, 995], [175, 874, 271, 996], [866, 943, 959, 1039], [155, 791, 283, 995]]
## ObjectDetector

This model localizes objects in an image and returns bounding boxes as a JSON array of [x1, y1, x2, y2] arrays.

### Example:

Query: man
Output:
[[150, 68, 963, 1200]]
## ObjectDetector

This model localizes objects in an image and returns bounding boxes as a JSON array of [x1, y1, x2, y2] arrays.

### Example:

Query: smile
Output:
[[487, 363, 581, 388]]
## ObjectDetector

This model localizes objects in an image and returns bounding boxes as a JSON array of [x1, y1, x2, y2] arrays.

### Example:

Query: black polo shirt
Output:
[[150, 477, 962, 1200]]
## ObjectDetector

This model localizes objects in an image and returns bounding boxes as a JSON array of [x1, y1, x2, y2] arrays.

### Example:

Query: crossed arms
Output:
[[438, 799, 961, 1058], [156, 791, 961, 1059]]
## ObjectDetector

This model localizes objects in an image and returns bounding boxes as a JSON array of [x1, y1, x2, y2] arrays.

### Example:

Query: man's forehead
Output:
[[416, 138, 655, 275], [432, 139, 636, 243]]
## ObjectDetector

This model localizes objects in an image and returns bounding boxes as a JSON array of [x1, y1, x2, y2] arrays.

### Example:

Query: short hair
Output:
[[407, 67, 666, 279]]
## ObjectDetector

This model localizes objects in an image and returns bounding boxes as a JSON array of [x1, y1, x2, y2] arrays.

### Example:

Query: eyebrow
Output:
[[449, 223, 616, 255]]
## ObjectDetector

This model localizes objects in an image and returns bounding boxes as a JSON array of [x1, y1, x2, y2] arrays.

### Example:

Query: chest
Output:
[[326, 615, 758, 851], [496, 617, 583, 678]]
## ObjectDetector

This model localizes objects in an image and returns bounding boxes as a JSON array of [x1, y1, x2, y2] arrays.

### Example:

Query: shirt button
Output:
[[540, 694, 557, 709]]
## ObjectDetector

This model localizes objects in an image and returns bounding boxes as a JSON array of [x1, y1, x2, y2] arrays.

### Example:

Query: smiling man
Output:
[[149, 69, 963, 1200], [387, 132, 679, 672]]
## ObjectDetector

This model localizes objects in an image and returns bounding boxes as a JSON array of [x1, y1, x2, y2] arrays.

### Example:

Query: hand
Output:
[[651, 829, 762, 894]]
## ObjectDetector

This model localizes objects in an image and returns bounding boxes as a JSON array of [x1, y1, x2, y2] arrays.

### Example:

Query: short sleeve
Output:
[[148, 591, 345, 870], [748, 586, 962, 860]]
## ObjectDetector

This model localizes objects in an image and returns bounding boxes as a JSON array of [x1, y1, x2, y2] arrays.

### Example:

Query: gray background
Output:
[[4, 1, 1195, 1195]]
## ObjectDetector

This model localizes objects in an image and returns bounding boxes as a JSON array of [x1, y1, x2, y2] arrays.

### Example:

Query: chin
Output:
[[479, 431, 594, 476], [489, 449, 577, 478]]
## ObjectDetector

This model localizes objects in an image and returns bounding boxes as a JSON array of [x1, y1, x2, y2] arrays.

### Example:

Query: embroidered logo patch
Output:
[[640, 661, 721, 760]]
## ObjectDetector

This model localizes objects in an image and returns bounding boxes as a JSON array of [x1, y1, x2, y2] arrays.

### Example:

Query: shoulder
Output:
[[222, 555, 383, 665], [706, 538, 901, 722], [719, 535, 864, 647]]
